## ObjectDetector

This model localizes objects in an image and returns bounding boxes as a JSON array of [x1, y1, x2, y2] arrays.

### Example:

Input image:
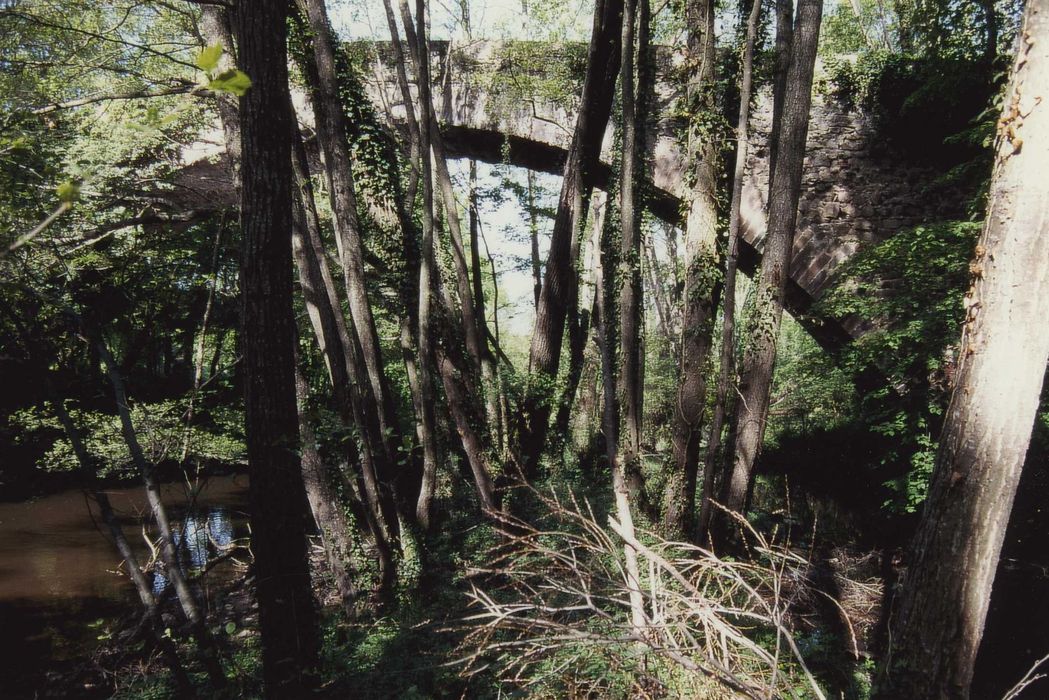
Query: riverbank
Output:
[[0, 473, 251, 698]]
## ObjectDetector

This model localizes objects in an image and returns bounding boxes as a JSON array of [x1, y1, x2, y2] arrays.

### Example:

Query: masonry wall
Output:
[[742, 89, 968, 301]]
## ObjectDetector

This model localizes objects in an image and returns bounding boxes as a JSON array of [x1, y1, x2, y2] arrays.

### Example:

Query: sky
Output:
[[330, 0, 597, 42]]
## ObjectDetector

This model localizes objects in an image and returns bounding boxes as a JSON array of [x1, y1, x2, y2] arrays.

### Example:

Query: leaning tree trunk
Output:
[[517, 0, 624, 478], [595, 161, 647, 636], [663, 0, 718, 537], [234, 0, 320, 692], [293, 359, 362, 617], [291, 125, 398, 594], [45, 378, 193, 695], [296, 0, 404, 485], [89, 330, 226, 688], [410, 0, 444, 529], [697, 0, 761, 542], [719, 0, 822, 529], [874, 4, 1049, 696]]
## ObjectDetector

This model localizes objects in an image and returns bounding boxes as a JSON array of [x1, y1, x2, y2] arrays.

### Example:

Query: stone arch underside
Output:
[[437, 123, 853, 352]]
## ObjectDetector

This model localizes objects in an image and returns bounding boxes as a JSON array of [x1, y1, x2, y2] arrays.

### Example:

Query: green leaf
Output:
[[225, 621, 237, 635], [196, 43, 224, 73], [208, 69, 252, 96], [56, 180, 80, 203]]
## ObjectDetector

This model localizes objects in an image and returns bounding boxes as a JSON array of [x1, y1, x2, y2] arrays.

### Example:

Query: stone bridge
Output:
[[177, 40, 963, 351], [357, 40, 963, 348]]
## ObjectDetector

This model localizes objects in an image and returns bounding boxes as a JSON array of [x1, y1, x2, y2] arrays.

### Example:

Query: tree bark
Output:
[[88, 330, 226, 689], [595, 170, 647, 635], [516, 0, 624, 478], [527, 169, 542, 309], [720, 0, 822, 525], [618, 0, 649, 474], [769, 0, 795, 179], [296, 0, 404, 482], [234, 0, 320, 691], [697, 0, 761, 543], [469, 161, 504, 451], [553, 192, 605, 455], [664, 0, 718, 537], [293, 359, 362, 617], [44, 377, 193, 695], [409, 0, 443, 529], [874, 5, 1049, 696], [290, 125, 399, 593]]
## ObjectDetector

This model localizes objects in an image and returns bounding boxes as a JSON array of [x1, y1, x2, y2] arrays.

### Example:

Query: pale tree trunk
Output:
[[400, 0, 500, 519], [697, 0, 761, 542], [41, 374, 193, 695], [719, 0, 821, 527], [396, 0, 487, 379], [553, 192, 605, 448], [517, 0, 624, 478], [290, 127, 398, 594], [293, 359, 362, 617], [527, 170, 542, 309], [664, 0, 718, 537], [234, 0, 320, 690], [469, 161, 505, 452], [410, 0, 443, 529], [618, 0, 649, 475], [296, 0, 404, 484], [375, 0, 436, 515], [874, 4, 1049, 696], [197, 6, 240, 172], [596, 173, 647, 636], [88, 329, 227, 689], [643, 233, 675, 359]]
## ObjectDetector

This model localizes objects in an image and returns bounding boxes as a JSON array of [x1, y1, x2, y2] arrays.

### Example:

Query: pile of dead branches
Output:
[[456, 490, 831, 699]]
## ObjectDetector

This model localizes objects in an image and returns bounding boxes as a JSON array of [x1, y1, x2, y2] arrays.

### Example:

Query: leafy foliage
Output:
[[816, 221, 980, 511], [11, 400, 245, 476]]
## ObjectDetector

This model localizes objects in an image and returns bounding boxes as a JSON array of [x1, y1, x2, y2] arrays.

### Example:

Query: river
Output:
[[0, 474, 250, 696]]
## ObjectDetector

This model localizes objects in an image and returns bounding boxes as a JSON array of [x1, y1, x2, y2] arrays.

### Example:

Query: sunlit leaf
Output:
[[196, 43, 224, 73], [208, 69, 252, 96]]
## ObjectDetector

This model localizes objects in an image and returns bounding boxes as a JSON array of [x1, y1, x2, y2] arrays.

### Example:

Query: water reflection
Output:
[[0, 474, 249, 696], [152, 505, 238, 594]]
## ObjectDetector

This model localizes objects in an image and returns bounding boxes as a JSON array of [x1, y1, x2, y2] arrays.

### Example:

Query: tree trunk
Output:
[[234, 0, 320, 691], [769, 0, 795, 179], [410, 0, 443, 529], [618, 0, 649, 474], [663, 0, 718, 537], [469, 161, 505, 451], [296, 0, 404, 480], [517, 0, 624, 478], [553, 192, 606, 453], [290, 125, 398, 594], [874, 5, 1049, 696], [293, 359, 362, 617], [197, 6, 241, 174], [720, 0, 822, 525], [46, 382, 193, 695], [596, 167, 647, 634], [527, 169, 542, 309], [697, 0, 761, 543], [89, 330, 226, 689]]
